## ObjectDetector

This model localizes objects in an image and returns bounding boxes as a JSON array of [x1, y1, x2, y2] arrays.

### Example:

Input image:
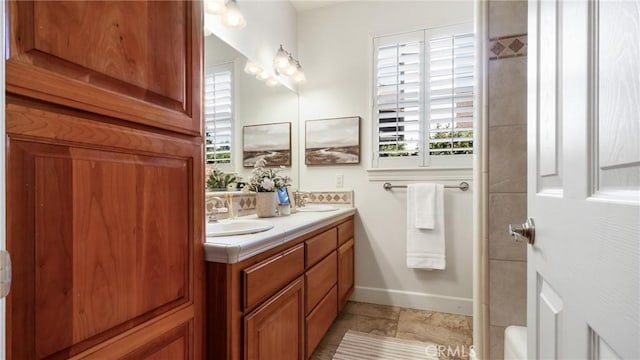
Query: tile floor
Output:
[[311, 301, 473, 360]]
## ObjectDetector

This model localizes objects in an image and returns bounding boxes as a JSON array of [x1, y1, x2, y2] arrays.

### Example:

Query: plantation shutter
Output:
[[204, 67, 233, 165], [428, 32, 475, 155], [374, 31, 424, 160], [372, 24, 474, 169]]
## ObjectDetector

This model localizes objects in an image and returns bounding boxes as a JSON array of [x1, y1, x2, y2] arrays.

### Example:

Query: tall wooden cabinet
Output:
[[5, 1, 204, 359]]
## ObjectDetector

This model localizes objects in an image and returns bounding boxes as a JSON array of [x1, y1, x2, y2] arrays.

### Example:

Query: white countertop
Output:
[[203, 207, 357, 263]]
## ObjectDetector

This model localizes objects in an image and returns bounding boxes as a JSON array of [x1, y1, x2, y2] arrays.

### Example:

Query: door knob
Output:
[[509, 218, 535, 245]]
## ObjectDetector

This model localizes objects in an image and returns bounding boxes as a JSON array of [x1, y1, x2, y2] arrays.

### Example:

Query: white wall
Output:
[[297, 1, 475, 315]]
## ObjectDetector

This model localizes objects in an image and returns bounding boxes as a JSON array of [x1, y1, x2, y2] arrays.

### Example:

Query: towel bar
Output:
[[383, 182, 470, 191]]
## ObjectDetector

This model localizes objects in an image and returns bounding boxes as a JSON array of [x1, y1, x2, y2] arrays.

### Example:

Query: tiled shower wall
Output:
[[487, 1, 528, 358]]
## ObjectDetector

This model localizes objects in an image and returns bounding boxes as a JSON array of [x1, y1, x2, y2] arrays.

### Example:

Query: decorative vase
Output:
[[255, 192, 278, 218]]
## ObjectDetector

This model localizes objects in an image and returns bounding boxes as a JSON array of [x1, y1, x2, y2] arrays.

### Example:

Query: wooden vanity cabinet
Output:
[[206, 216, 355, 360], [5, 1, 204, 359]]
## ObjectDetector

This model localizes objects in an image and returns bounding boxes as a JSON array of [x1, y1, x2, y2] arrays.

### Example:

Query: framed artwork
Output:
[[305, 116, 360, 165], [243, 122, 291, 167]]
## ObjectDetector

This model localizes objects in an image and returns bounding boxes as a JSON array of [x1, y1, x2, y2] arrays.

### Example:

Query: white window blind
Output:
[[376, 36, 423, 160], [428, 32, 474, 156], [373, 24, 474, 169], [204, 65, 233, 166]]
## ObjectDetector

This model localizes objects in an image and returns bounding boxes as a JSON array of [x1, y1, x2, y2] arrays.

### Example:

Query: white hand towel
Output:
[[406, 183, 446, 270], [412, 183, 437, 229]]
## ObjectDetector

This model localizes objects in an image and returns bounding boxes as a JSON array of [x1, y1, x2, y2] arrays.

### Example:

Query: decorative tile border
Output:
[[205, 190, 354, 220], [489, 34, 527, 60], [307, 191, 353, 205], [206, 192, 257, 219]]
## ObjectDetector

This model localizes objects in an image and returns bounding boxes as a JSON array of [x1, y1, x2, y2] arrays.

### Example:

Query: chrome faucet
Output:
[[206, 196, 228, 223]]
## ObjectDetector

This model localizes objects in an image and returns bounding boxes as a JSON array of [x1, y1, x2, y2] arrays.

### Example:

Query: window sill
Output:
[[366, 167, 473, 182]]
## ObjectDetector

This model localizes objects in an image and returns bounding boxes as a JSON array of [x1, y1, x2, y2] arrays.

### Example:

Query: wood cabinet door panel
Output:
[[305, 286, 337, 359], [244, 277, 305, 360], [6, 0, 202, 135], [305, 228, 337, 267], [337, 239, 354, 311], [121, 321, 191, 360], [6, 103, 197, 359], [305, 252, 337, 314], [337, 219, 354, 247], [243, 244, 304, 311]]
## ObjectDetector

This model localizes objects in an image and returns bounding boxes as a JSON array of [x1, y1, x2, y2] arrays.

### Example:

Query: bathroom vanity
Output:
[[203, 209, 355, 360]]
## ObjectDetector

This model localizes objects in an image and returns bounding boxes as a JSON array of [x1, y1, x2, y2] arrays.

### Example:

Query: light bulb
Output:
[[256, 71, 270, 81], [244, 61, 262, 75], [285, 66, 297, 76], [222, 0, 246, 29], [293, 71, 306, 83], [274, 45, 290, 71], [265, 77, 280, 87], [204, 0, 226, 15], [292, 62, 306, 83]]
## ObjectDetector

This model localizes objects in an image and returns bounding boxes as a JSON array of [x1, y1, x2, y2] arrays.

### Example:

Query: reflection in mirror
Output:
[[204, 34, 299, 187]]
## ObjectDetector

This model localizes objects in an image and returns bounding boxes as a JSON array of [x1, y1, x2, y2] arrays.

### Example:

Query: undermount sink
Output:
[[296, 205, 339, 212], [206, 219, 274, 237]]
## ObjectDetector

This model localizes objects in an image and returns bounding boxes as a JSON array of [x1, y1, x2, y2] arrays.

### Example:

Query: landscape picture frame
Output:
[[243, 122, 291, 167], [305, 116, 361, 165]]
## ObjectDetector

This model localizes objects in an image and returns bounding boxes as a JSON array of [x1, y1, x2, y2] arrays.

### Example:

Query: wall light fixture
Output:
[[204, 0, 246, 35], [273, 45, 306, 84]]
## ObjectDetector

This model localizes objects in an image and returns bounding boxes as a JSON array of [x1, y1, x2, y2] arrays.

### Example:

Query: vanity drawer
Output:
[[243, 244, 305, 311], [305, 251, 337, 314], [337, 218, 354, 246], [305, 228, 337, 267], [305, 285, 338, 359]]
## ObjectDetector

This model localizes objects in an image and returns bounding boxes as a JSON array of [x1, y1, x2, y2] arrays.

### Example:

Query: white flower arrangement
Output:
[[246, 159, 292, 192]]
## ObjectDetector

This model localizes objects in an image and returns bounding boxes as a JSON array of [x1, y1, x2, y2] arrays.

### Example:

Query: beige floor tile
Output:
[[316, 304, 474, 360], [344, 301, 401, 320], [397, 311, 472, 349], [355, 314, 398, 337], [398, 307, 437, 322], [396, 319, 451, 345]]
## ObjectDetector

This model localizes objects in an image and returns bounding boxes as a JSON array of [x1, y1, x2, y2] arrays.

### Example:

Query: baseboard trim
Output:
[[351, 286, 473, 316]]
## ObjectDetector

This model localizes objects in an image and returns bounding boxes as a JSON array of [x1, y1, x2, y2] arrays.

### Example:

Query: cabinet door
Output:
[[244, 277, 305, 360], [337, 239, 354, 311], [305, 286, 337, 359], [6, 0, 202, 135], [5, 98, 203, 359], [87, 318, 193, 360]]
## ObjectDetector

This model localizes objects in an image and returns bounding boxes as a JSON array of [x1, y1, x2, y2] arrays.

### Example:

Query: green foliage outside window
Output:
[[205, 133, 231, 164], [429, 129, 473, 155]]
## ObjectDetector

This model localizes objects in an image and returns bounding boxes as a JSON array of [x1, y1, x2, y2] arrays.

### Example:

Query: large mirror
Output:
[[204, 34, 299, 187]]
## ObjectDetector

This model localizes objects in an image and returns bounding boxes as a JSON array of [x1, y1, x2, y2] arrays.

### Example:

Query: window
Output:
[[373, 23, 475, 169], [204, 64, 234, 168]]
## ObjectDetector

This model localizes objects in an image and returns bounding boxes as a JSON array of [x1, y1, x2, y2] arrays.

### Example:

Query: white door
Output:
[[527, 0, 639, 359]]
